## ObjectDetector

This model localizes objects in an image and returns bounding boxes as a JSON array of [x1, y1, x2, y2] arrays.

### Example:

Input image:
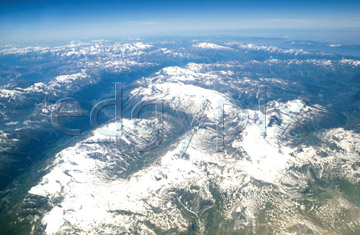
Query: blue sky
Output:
[[1, 0, 360, 42]]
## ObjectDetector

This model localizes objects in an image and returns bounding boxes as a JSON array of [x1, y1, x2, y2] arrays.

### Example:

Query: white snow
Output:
[[55, 72, 88, 83], [23, 60, 360, 234], [193, 42, 232, 50], [340, 59, 360, 66]]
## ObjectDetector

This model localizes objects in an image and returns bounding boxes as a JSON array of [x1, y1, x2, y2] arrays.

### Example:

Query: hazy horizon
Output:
[[1, 0, 360, 44]]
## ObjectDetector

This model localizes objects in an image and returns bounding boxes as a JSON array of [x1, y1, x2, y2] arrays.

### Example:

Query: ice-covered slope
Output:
[[26, 63, 360, 234]]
